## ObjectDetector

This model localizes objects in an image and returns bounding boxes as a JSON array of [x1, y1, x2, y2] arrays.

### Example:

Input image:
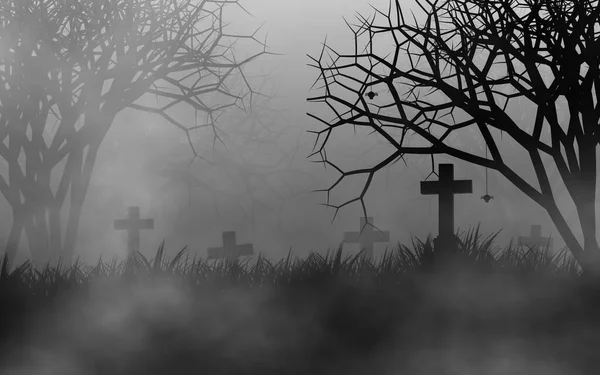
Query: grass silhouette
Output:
[[0, 225, 595, 375]]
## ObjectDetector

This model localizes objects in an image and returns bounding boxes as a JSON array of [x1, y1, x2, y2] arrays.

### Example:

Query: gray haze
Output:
[[1, 0, 582, 266]]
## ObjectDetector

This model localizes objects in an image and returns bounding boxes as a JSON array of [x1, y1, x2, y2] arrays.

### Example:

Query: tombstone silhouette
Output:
[[114, 206, 154, 255], [421, 163, 472, 253], [343, 216, 390, 261], [519, 224, 553, 251], [207, 231, 254, 262]]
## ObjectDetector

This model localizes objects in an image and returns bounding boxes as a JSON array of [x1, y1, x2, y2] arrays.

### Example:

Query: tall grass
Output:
[[0, 225, 595, 375], [0, 225, 583, 293]]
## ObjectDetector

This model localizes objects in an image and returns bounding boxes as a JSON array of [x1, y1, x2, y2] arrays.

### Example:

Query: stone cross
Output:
[[420, 163, 472, 252], [519, 224, 553, 251], [343, 216, 390, 261], [207, 231, 254, 261], [114, 206, 154, 255]]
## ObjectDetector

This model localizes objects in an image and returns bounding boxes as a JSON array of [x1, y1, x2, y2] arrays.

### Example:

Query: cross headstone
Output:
[[114, 206, 154, 255], [421, 163, 472, 252], [343, 216, 390, 261], [519, 224, 553, 251], [207, 231, 254, 262]]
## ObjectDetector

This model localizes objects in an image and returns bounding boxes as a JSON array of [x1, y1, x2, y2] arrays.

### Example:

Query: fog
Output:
[[1, 0, 581, 266], [2, 2, 597, 375]]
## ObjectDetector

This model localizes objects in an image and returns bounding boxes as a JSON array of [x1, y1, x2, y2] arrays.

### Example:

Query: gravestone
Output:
[[343, 216, 390, 261], [519, 224, 553, 251], [421, 163, 472, 253], [207, 231, 254, 262], [114, 206, 154, 255]]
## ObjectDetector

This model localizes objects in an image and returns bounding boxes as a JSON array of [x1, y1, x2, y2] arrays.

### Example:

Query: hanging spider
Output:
[[481, 193, 494, 203], [481, 143, 494, 203], [365, 70, 378, 100], [365, 91, 378, 100]]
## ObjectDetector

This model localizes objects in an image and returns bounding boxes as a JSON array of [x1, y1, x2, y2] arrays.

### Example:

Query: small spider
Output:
[[481, 194, 494, 203], [365, 91, 378, 100]]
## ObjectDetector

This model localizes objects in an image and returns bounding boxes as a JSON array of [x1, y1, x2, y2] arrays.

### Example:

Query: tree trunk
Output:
[[2, 126, 111, 270], [546, 137, 600, 276], [545, 200, 586, 271], [61, 143, 101, 263], [3, 210, 26, 270], [23, 212, 50, 270], [571, 139, 600, 276]]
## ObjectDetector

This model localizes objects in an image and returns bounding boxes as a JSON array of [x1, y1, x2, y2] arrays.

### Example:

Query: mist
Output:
[[0, 0, 578, 266], [2, 2, 598, 375]]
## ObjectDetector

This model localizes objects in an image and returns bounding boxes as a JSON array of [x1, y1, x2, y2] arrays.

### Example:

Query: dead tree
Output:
[[0, 0, 269, 268], [152, 99, 314, 233], [307, 0, 600, 274]]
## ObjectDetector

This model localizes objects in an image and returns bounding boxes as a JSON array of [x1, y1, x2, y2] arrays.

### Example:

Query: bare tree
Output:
[[307, 0, 600, 273], [152, 101, 314, 231], [0, 0, 269, 268]]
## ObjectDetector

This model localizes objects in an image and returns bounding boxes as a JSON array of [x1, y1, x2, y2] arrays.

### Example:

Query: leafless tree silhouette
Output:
[[307, 0, 600, 273], [0, 0, 269, 268], [147, 76, 315, 241]]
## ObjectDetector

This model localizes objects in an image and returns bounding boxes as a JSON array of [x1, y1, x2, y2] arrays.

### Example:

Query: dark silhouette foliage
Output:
[[307, 0, 600, 274]]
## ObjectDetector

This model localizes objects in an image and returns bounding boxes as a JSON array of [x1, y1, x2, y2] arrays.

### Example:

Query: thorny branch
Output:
[[306, 0, 600, 254], [0, 0, 271, 264]]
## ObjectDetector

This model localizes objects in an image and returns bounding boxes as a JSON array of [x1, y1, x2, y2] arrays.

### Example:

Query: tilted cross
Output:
[[207, 231, 254, 262], [343, 216, 390, 261], [421, 163, 472, 251], [519, 224, 553, 251], [114, 206, 154, 255]]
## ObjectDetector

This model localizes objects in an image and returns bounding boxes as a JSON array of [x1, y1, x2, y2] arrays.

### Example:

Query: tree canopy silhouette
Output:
[[0, 0, 269, 268], [307, 0, 600, 273]]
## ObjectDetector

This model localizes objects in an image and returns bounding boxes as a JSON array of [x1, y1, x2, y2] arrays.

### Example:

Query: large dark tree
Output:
[[0, 0, 268, 268], [307, 0, 600, 273]]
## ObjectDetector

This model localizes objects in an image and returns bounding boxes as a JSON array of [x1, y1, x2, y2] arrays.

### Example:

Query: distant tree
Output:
[[151, 87, 314, 233], [0, 0, 268, 268], [307, 0, 600, 273]]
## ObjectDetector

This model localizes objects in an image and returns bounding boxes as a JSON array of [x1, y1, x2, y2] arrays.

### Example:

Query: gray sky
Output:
[[3, 0, 576, 265]]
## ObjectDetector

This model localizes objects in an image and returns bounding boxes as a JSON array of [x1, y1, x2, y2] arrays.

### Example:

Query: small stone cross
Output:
[[343, 216, 390, 261], [519, 224, 553, 251], [207, 231, 254, 261], [114, 206, 154, 255]]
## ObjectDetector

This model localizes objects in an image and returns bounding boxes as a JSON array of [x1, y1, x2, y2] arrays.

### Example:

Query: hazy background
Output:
[[2, 0, 576, 266]]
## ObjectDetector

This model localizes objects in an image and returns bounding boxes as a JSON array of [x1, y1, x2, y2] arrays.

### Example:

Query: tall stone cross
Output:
[[519, 224, 553, 251], [114, 206, 154, 255], [207, 231, 254, 262], [420, 163, 472, 252], [343, 216, 390, 261]]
